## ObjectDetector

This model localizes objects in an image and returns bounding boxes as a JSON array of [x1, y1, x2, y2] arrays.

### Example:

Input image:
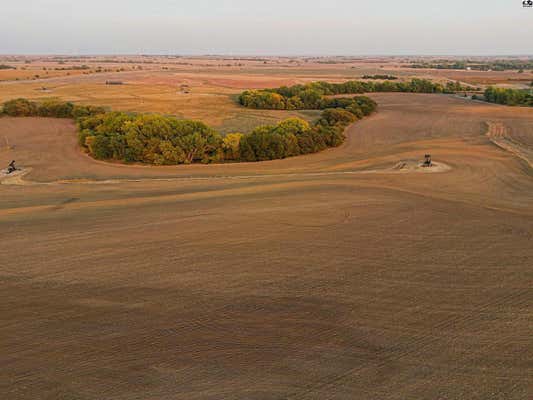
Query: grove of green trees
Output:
[[362, 75, 398, 80], [483, 87, 533, 107], [0, 98, 106, 118], [410, 60, 533, 72], [239, 79, 475, 110], [1, 94, 377, 164]]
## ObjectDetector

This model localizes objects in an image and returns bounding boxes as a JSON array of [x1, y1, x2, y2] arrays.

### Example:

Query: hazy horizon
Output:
[[2, 0, 532, 55], [2, 54, 533, 58]]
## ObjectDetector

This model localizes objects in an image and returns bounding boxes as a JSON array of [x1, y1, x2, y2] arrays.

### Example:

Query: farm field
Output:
[[1, 71, 532, 400], [1, 56, 531, 133]]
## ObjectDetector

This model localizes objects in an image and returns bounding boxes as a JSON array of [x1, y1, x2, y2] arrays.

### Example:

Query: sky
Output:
[[1, 0, 532, 55]]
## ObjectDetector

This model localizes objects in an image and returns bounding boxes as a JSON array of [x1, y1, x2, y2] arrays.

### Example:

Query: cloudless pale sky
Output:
[[1, 0, 531, 55]]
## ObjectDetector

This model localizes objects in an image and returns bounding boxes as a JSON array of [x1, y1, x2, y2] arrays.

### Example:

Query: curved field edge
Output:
[[0, 92, 377, 166], [1, 93, 532, 185]]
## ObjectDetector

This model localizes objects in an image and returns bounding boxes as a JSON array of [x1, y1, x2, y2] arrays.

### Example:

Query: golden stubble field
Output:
[[0, 61, 532, 400], [0, 69, 322, 132]]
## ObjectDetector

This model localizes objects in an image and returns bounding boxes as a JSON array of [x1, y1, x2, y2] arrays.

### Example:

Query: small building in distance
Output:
[[106, 80, 124, 85]]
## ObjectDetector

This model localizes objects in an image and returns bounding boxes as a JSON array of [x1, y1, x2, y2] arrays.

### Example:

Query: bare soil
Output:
[[1, 93, 532, 400]]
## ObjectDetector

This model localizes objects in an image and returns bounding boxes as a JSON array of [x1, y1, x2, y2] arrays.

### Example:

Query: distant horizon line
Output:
[[1, 53, 533, 58]]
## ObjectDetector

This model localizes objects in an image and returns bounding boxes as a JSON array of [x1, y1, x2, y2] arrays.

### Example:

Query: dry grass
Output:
[[0, 69, 323, 130]]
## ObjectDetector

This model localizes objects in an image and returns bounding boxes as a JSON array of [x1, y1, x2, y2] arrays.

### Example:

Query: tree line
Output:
[[1, 95, 376, 164], [362, 75, 398, 80], [410, 60, 533, 72], [239, 97, 376, 161], [0, 98, 107, 119], [481, 87, 533, 107], [239, 79, 476, 110]]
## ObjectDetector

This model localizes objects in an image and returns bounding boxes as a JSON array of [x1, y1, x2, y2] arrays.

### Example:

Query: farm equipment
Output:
[[6, 160, 17, 174], [423, 154, 432, 167]]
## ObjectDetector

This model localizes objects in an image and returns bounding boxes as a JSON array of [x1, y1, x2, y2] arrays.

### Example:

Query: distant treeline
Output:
[[362, 75, 398, 80], [410, 60, 533, 72], [0, 64, 16, 70], [481, 87, 533, 107], [0, 98, 106, 118], [54, 65, 91, 71], [0, 96, 376, 164], [239, 79, 475, 110]]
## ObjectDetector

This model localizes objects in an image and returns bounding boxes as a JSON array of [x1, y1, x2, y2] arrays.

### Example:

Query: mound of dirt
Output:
[[390, 160, 451, 173], [0, 168, 30, 185]]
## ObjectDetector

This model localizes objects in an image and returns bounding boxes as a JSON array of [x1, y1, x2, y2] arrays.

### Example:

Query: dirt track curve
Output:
[[1, 93, 532, 400]]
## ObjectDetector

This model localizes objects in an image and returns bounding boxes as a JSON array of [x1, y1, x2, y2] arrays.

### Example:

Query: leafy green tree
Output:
[[318, 109, 357, 127], [298, 89, 323, 109], [159, 140, 186, 164], [222, 133, 244, 161], [2, 98, 38, 116], [297, 129, 327, 154], [85, 135, 112, 160], [274, 118, 310, 136], [484, 87, 532, 106], [238, 135, 256, 162], [38, 99, 75, 118]]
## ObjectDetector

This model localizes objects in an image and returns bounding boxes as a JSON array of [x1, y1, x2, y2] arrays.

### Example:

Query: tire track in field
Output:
[[0, 161, 452, 187]]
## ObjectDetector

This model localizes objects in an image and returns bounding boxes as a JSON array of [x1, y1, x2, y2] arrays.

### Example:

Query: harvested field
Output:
[[0, 71, 319, 130], [487, 122, 533, 168], [1, 90, 532, 400]]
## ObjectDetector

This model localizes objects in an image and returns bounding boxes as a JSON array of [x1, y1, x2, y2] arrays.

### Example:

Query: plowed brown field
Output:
[[1, 93, 532, 400]]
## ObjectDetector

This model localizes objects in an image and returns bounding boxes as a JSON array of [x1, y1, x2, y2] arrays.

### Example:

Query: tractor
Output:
[[6, 160, 17, 174]]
